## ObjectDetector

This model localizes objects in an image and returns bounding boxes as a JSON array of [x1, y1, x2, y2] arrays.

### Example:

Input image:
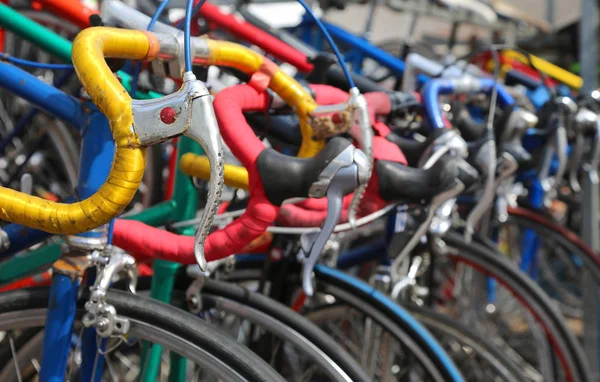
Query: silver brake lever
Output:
[[545, 97, 575, 191], [187, 82, 224, 271], [587, 119, 600, 179], [495, 152, 519, 223], [348, 88, 373, 228], [464, 139, 496, 243], [132, 72, 224, 271], [311, 88, 374, 229], [569, 108, 599, 191], [568, 132, 584, 192], [301, 147, 369, 296], [552, 124, 568, 190]]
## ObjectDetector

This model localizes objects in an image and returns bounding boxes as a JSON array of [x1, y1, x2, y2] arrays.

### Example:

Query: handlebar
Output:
[[100, 0, 323, 158], [0, 27, 153, 235], [422, 77, 514, 130], [202, 84, 367, 259], [180, 86, 394, 190]]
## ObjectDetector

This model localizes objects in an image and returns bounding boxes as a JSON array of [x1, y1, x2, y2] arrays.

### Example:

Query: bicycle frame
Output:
[[0, 10, 202, 380], [292, 15, 577, 94], [0, 6, 199, 249], [0, 59, 109, 380], [293, 15, 420, 80]]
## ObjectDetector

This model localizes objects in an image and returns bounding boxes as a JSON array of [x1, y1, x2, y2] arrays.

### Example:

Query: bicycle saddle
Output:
[[376, 157, 458, 202], [258, 138, 365, 205]]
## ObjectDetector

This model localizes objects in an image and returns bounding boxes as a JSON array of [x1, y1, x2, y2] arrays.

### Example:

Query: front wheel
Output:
[[0, 288, 284, 381]]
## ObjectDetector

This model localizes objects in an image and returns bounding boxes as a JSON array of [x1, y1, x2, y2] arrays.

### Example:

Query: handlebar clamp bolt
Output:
[[160, 107, 177, 124]]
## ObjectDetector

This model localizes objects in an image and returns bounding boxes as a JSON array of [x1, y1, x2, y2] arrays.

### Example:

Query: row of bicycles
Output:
[[0, 0, 597, 380]]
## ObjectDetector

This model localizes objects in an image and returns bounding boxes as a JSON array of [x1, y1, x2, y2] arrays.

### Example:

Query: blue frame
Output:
[[293, 16, 556, 93], [0, 61, 112, 381]]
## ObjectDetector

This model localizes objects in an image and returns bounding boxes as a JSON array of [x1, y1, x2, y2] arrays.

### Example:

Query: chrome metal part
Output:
[[300, 147, 370, 296], [347, 87, 374, 228], [556, 96, 578, 114], [101, 0, 210, 77], [390, 255, 427, 300], [64, 227, 109, 252], [307, 145, 361, 198], [464, 139, 496, 243], [568, 108, 598, 191], [494, 152, 519, 223], [450, 76, 483, 94], [370, 265, 393, 294], [186, 82, 225, 272], [389, 180, 464, 281], [132, 72, 224, 271], [538, 116, 568, 194], [501, 109, 538, 142], [301, 165, 362, 297], [588, 120, 600, 171], [131, 73, 210, 145], [429, 197, 456, 235], [0, 229, 10, 251], [186, 276, 206, 315], [418, 130, 468, 168], [82, 247, 136, 337], [569, 132, 585, 192]]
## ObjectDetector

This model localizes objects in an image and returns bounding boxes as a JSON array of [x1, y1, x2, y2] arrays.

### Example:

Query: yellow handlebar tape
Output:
[[180, 154, 249, 190], [180, 39, 330, 188], [0, 27, 154, 234], [503, 50, 583, 90], [205, 40, 323, 158]]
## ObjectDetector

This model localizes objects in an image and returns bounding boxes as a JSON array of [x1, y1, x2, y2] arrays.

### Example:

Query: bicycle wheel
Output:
[[429, 231, 592, 382], [494, 206, 600, 319], [136, 275, 372, 382], [0, 287, 284, 381], [405, 305, 525, 382], [224, 257, 464, 382]]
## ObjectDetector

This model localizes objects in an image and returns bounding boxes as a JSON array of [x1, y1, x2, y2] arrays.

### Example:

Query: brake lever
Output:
[[568, 132, 584, 192], [418, 130, 468, 169], [300, 146, 369, 296], [568, 108, 597, 191], [586, 119, 600, 178], [537, 114, 567, 193], [132, 72, 224, 271], [543, 97, 575, 191], [310, 88, 373, 229], [464, 138, 496, 243], [552, 123, 568, 190], [347, 88, 373, 228], [495, 151, 519, 223]]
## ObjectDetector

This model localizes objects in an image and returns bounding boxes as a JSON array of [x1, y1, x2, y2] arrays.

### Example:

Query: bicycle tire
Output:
[[226, 258, 464, 382], [480, 206, 600, 319], [405, 305, 525, 381], [135, 275, 372, 382], [0, 287, 285, 382], [506, 206, 600, 283], [441, 231, 593, 382]]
